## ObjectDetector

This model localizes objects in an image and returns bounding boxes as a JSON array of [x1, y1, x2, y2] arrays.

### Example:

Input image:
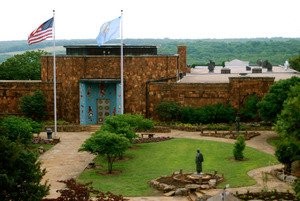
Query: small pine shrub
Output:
[[233, 135, 246, 160]]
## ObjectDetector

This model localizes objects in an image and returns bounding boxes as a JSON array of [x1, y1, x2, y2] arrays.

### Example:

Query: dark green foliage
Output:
[[0, 50, 48, 80], [257, 76, 300, 123], [101, 116, 138, 142], [155, 101, 182, 121], [181, 104, 235, 124], [19, 90, 47, 121], [275, 84, 300, 140], [0, 116, 35, 145], [294, 179, 300, 200], [289, 54, 300, 72], [102, 114, 153, 132], [240, 94, 260, 121], [233, 135, 246, 160], [80, 130, 130, 174], [1, 38, 299, 66], [275, 140, 300, 173], [0, 137, 49, 201]]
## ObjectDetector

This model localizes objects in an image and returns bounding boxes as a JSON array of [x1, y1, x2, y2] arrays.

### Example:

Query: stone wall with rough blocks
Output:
[[0, 81, 59, 118], [0, 46, 276, 124], [41, 53, 183, 123], [147, 77, 275, 118], [228, 77, 275, 109]]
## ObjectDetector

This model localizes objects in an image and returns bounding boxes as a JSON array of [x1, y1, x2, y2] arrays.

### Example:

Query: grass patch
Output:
[[78, 138, 277, 196], [267, 136, 281, 147], [29, 143, 54, 155]]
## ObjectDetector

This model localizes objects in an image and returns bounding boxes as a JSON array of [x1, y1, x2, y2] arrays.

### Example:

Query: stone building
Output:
[[0, 44, 298, 125], [0, 45, 187, 124]]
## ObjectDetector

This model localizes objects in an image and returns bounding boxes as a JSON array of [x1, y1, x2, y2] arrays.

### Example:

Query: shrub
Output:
[[0, 137, 49, 201], [42, 179, 126, 201], [103, 114, 153, 132], [155, 101, 181, 121], [233, 135, 246, 160], [0, 116, 35, 145], [181, 104, 235, 124], [19, 90, 47, 121], [275, 140, 300, 173], [294, 179, 300, 201], [240, 94, 260, 122]]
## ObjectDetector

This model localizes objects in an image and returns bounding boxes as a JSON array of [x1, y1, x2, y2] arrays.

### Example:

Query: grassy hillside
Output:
[[1, 38, 299, 65]]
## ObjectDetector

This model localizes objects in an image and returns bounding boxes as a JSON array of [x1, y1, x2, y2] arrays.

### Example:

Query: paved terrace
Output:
[[179, 66, 300, 83]]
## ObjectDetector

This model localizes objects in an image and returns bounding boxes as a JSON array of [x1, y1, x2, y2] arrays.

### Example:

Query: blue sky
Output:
[[1, 0, 299, 41]]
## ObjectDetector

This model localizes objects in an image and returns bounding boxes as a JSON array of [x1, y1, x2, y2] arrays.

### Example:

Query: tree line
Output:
[[1, 38, 299, 65]]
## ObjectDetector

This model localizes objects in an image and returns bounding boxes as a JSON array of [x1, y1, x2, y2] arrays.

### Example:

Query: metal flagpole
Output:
[[53, 9, 57, 137], [120, 10, 124, 114]]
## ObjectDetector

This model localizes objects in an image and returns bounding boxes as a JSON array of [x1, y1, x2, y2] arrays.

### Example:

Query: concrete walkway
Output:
[[39, 130, 293, 200], [39, 132, 95, 199]]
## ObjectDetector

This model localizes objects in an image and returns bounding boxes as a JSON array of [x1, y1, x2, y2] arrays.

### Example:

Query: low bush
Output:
[[106, 114, 154, 132], [240, 94, 260, 121], [155, 101, 181, 122], [42, 179, 126, 201], [0, 116, 40, 145], [19, 90, 47, 121], [181, 103, 235, 124]]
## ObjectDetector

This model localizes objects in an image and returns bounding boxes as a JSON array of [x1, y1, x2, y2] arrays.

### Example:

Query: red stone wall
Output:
[[147, 77, 275, 118], [0, 46, 276, 124], [0, 81, 59, 118], [41, 53, 182, 123], [228, 77, 275, 109]]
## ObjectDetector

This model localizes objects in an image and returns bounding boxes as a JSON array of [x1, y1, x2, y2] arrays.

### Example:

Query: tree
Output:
[[233, 135, 246, 160], [0, 137, 49, 201], [0, 50, 48, 80], [257, 76, 300, 122], [275, 84, 300, 140], [289, 54, 300, 72], [20, 90, 47, 121], [274, 84, 300, 174], [80, 131, 130, 174]]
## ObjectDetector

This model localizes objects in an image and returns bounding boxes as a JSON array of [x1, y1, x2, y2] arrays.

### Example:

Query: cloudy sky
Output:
[[1, 0, 299, 41]]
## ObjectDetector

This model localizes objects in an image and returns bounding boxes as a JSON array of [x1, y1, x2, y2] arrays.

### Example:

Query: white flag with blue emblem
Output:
[[96, 16, 121, 46]]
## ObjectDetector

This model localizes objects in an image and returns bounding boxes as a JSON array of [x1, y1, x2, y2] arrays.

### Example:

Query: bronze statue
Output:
[[195, 149, 204, 174]]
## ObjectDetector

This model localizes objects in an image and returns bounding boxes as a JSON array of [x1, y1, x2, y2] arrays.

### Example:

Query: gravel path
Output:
[[38, 130, 293, 200]]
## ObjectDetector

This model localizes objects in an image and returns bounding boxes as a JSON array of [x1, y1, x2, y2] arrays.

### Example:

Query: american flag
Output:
[[28, 17, 54, 45]]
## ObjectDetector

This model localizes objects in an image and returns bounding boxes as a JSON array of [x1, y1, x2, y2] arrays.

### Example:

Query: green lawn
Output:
[[78, 138, 278, 196]]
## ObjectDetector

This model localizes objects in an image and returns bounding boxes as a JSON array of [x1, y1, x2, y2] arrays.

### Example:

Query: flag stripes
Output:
[[28, 17, 54, 45]]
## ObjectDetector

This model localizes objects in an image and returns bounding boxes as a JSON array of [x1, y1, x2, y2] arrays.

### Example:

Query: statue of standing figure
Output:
[[195, 149, 204, 174]]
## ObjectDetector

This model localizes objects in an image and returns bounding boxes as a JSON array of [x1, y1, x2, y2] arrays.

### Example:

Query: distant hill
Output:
[[1, 38, 299, 65]]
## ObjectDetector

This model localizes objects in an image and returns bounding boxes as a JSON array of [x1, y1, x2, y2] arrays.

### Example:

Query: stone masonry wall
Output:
[[0, 81, 58, 118], [41, 54, 182, 123], [228, 77, 275, 109], [147, 77, 275, 118]]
